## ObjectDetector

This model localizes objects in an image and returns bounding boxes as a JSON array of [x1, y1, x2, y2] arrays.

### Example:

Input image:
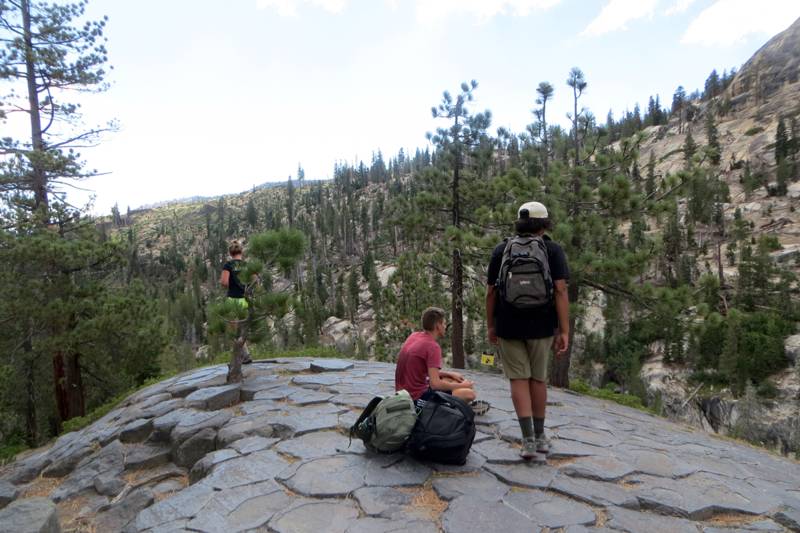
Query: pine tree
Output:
[[246, 198, 258, 229], [703, 69, 721, 100], [0, 0, 110, 219], [683, 130, 697, 167], [672, 86, 686, 134], [535, 81, 554, 174], [705, 109, 721, 166], [412, 80, 494, 369], [645, 151, 657, 197], [775, 117, 789, 164], [208, 228, 305, 383], [566, 67, 587, 167]]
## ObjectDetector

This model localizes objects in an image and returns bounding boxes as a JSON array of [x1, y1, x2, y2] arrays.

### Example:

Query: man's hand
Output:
[[488, 326, 498, 345], [456, 379, 474, 390], [554, 332, 569, 356]]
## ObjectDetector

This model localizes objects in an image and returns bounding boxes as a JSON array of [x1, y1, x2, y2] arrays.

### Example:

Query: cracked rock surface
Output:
[[2, 358, 799, 532]]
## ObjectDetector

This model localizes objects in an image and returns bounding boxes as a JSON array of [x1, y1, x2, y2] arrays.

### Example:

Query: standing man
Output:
[[486, 202, 569, 459], [395, 307, 490, 414]]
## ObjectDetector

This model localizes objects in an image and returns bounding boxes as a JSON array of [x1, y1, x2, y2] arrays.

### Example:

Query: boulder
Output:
[[0, 480, 19, 509], [785, 334, 800, 364], [195, 345, 210, 360], [320, 316, 356, 353], [124, 443, 171, 471], [771, 244, 800, 264], [0, 497, 60, 533], [185, 384, 241, 411], [119, 418, 153, 443], [94, 487, 154, 532], [788, 181, 800, 199], [174, 427, 217, 468]]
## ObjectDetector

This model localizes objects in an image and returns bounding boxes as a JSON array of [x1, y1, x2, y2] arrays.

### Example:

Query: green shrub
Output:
[[756, 380, 779, 399], [744, 126, 764, 136], [569, 379, 653, 413], [0, 439, 27, 466]]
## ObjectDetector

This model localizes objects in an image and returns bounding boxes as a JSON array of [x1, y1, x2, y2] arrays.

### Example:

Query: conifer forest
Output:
[[1, 0, 799, 460]]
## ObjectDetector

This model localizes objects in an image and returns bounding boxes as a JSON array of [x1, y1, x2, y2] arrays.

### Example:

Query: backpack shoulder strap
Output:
[[349, 395, 383, 445]]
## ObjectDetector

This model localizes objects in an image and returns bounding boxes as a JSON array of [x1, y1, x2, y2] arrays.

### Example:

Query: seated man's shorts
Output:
[[498, 336, 553, 381]]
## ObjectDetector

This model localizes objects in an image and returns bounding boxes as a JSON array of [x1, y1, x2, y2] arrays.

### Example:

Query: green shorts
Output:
[[498, 336, 553, 381], [227, 297, 248, 309]]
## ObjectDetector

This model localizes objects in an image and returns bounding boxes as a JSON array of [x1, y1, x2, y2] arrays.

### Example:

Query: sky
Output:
[[5, 0, 800, 214]]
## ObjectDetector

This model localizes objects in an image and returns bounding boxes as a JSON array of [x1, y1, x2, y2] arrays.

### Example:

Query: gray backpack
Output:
[[497, 235, 553, 309], [349, 390, 417, 453]]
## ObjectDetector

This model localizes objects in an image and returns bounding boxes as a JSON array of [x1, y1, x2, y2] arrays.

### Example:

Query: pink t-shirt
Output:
[[394, 331, 442, 401]]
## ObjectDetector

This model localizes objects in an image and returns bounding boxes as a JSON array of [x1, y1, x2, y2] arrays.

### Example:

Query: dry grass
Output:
[[618, 479, 640, 489], [547, 457, 577, 467], [57, 493, 99, 533], [399, 483, 448, 522], [154, 477, 187, 503], [705, 512, 765, 526], [431, 470, 480, 479], [594, 508, 608, 527], [21, 475, 62, 498], [276, 450, 299, 464]]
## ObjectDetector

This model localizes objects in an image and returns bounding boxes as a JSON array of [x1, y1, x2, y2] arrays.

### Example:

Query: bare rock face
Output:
[[3, 358, 800, 532], [0, 497, 60, 533], [725, 17, 800, 110], [320, 316, 356, 353], [786, 333, 800, 364]]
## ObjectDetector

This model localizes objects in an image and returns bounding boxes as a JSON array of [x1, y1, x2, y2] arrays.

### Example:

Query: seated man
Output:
[[395, 306, 490, 415]]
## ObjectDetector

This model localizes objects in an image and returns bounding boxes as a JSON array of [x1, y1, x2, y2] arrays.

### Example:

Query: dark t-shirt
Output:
[[487, 234, 569, 339], [395, 331, 443, 401], [223, 259, 246, 298]]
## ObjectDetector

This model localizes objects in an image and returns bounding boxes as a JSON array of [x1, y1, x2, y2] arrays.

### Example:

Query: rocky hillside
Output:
[[101, 19, 800, 460], [2, 359, 800, 532], [591, 18, 800, 455]]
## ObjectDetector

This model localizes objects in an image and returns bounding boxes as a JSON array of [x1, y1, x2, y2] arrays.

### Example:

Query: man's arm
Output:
[[553, 279, 569, 355], [428, 367, 473, 391], [486, 285, 498, 344], [439, 370, 464, 382], [220, 269, 230, 288]]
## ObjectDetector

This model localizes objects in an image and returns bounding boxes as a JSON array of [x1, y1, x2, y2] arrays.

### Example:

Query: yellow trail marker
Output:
[[480, 353, 495, 366]]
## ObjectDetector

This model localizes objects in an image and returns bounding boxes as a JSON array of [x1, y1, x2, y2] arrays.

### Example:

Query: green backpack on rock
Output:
[[349, 389, 418, 453]]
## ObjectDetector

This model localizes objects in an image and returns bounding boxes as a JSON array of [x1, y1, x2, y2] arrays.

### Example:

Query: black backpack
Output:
[[496, 234, 553, 309], [407, 391, 476, 465]]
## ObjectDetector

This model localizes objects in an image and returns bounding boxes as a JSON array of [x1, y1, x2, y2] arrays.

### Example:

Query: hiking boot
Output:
[[535, 433, 551, 454], [469, 400, 491, 416], [519, 437, 539, 460]]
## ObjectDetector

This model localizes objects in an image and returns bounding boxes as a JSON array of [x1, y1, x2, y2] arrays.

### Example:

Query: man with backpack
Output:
[[486, 201, 569, 459], [395, 307, 490, 415]]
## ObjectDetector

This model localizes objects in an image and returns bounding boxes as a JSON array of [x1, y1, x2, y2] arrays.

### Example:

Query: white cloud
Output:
[[582, 0, 658, 36], [255, 0, 347, 17], [664, 0, 696, 16], [414, 0, 563, 24], [681, 0, 800, 46]]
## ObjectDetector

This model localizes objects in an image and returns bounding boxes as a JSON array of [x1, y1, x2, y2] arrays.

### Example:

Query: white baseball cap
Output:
[[518, 201, 548, 219]]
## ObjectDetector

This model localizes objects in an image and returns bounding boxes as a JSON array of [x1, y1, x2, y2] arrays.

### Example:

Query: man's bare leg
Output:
[[529, 378, 547, 419]]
